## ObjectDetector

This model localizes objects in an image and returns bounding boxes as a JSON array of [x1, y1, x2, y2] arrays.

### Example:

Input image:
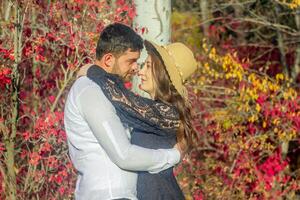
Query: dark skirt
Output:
[[131, 130, 185, 200], [136, 168, 185, 200]]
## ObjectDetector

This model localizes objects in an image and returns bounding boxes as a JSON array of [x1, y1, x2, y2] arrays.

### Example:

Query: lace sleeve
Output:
[[87, 65, 180, 135]]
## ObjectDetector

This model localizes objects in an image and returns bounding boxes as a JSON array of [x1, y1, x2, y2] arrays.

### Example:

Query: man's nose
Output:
[[132, 63, 140, 73]]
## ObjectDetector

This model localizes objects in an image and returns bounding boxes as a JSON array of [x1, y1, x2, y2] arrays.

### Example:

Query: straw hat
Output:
[[146, 40, 198, 98]]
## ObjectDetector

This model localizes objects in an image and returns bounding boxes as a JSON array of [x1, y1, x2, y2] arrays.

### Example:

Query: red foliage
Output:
[[0, 67, 12, 89], [0, 0, 136, 199]]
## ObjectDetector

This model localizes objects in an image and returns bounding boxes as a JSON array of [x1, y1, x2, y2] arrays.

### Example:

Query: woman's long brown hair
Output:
[[144, 41, 196, 151]]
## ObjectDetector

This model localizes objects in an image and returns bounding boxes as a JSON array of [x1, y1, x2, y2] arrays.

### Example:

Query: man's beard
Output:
[[112, 63, 134, 82], [123, 74, 134, 82]]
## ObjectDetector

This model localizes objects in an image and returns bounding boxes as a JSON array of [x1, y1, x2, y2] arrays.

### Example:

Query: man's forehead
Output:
[[122, 49, 140, 57]]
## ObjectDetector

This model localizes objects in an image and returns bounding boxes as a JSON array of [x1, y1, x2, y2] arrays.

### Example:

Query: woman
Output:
[[82, 40, 197, 199], [131, 40, 197, 199]]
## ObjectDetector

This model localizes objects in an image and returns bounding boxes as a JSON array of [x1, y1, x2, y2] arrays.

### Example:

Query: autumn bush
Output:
[[0, 0, 135, 199], [1, 0, 300, 200], [175, 45, 300, 199], [172, 4, 300, 198]]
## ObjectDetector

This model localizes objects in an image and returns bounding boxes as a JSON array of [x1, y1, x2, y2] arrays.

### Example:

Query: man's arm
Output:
[[78, 84, 180, 173]]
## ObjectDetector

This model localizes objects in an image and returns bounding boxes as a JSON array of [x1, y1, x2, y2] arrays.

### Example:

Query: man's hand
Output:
[[76, 63, 93, 78]]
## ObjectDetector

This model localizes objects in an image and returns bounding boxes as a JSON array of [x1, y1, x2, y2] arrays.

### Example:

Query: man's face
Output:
[[111, 49, 140, 82]]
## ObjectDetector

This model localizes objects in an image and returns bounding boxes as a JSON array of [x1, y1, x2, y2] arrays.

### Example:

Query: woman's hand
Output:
[[174, 139, 188, 160], [76, 63, 93, 78]]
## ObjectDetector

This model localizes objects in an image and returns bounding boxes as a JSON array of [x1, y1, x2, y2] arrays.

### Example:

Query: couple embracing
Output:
[[64, 23, 198, 200]]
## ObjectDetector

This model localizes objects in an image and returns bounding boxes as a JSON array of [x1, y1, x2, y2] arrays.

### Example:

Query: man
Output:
[[64, 23, 182, 200]]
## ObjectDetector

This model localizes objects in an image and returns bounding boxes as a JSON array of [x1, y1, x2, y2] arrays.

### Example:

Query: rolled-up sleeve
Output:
[[77, 85, 180, 173]]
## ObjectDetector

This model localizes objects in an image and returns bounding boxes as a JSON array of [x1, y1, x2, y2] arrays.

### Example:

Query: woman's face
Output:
[[138, 55, 157, 99]]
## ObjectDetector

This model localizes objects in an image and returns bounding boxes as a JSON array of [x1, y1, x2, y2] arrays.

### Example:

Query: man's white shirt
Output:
[[64, 76, 180, 200]]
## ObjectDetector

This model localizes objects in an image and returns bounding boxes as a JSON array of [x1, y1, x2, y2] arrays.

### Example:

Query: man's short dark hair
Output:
[[96, 23, 143, 59]]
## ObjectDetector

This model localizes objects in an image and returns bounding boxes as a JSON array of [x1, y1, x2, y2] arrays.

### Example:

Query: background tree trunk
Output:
[[293, 7, 300, 82], [200, 0, 209, 39], [5, 2, 23, 199], [132, 0, 171, 95]]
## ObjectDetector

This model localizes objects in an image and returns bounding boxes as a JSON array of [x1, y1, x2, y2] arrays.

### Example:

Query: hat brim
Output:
[[147, 41, 187, 98]]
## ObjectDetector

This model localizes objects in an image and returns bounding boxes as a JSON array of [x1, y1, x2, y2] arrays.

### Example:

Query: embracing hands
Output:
[[174, 139, 188, 160], [76, 63, 93, 78]]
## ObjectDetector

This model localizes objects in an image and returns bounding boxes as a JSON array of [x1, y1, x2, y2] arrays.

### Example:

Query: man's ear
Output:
[[103, 53, 115, 68]]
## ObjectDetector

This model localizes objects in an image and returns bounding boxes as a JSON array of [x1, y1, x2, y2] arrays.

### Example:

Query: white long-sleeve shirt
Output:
[[64, 77, 180, 200]]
